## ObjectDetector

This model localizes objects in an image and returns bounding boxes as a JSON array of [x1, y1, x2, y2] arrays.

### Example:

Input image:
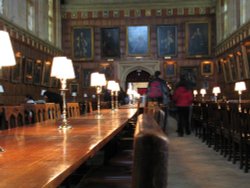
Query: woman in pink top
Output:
[[173, 77, 193, 137]]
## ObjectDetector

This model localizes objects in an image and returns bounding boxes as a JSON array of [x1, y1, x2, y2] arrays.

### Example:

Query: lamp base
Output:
[[59, 123, 72, 130], [0, 146, 5, 152], [95, 113, 103, 119]]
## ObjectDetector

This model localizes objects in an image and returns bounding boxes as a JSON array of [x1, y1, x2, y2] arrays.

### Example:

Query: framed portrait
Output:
[[11, 56, 23, 83], [70, 83, 79, 94], [42, 60, 52, 86], [200, 60, 214, 77], [221, 60, 232, 83], [179, 66, 198, 88], [227, 55, 238, 81], [72, 27, 94, 60], [24, 58, 34, 84], [99, 63, 113, 80], [157, 25, 177, 57], [185, 21, 211, 57], [33, 60, 43, 85], [164, 61, 177, 78], [126, 26, 150, 55], [73, 63, 81, 81], [82, 69, 94, 87], [101, 27, 120, 58]]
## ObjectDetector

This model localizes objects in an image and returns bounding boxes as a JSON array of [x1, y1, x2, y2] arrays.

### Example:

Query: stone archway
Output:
[[116, 60, 161, 89]]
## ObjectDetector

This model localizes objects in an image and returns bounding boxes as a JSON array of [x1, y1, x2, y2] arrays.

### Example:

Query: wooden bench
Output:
[[76, 111, 169, 188]]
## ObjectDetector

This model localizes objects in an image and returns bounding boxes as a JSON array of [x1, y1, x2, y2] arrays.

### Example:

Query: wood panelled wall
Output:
[[0, 19, 62, 105], [62, 9, 217, 100]]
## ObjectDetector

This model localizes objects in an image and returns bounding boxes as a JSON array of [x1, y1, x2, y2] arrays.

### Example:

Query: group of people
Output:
[[146, 71, 193, 137]]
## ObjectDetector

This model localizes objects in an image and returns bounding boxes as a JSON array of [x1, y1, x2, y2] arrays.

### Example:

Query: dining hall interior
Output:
[[0, 0, 250, 187]]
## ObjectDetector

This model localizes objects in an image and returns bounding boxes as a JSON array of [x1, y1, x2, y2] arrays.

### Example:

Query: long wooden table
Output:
[[0, 108, 137, 188]]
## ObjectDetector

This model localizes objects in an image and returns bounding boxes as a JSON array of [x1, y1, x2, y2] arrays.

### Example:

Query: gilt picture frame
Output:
[[11, 56, 23, 83], [72, 27, 94, 60], [157, 25, 177, 57], [164, 61, 177, 78], [201, 61, 214, 77], [186, 21, 211, 57], [126, 26, 150, 56], [101, 27, 120, 58], [24, 58, 34, 84]]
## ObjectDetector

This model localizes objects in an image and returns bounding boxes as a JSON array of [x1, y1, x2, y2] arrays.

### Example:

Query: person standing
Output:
[[172, 76, 193, 137]]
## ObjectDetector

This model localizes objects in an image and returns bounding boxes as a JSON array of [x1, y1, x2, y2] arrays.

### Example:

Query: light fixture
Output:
[[234, 81, 246, 111], [0, 84, 4, 93], [0, 31, 16, 152], [107, 80, 116, 111], [51, 57, 75, 129], [193, 90, 198, 99], [72, 92, 77, 102], [41, 89, 46, 96], [91, 72, 106, 118], [200, 88, 206, 102], [212, 86, 221, 103]]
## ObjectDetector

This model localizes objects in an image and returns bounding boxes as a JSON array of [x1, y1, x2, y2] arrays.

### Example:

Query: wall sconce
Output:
[[91, 72, 106, 118], [193, 90, 198, 99], [0, 31, 16, 152], [212, 86, 221, 103], [107, 80, 116, 111], [234, 81, 246, 111], [51, 57, 75, 129], [200, 88, 206, 102]]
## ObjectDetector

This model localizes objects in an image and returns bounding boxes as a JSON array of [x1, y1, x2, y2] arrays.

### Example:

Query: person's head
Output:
[[154, 71, 161, 78]]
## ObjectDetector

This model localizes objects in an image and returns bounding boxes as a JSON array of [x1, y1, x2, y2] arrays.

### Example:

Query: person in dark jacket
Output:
[[43, 91, 63, 112], [172, 76, 193, 136]]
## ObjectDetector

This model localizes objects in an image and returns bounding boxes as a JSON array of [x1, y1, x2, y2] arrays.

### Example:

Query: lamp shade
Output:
[[200, 88, 206, 95], [0, 31, 16, 67], [71, 92, 77, 97], [113, 82, 120, 92], [193, 90, 198, 96], [41, 89, 46, 96], [234, 81, 246, 92], [51, 57, 75, 79], [107, 80, 116, 91], [90, 72, 106, 87], [212, 86, 221, 95], [0, 84, 4, 93]]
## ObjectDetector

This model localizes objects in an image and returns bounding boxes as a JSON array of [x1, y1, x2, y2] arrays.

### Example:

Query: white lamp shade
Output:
[[0, 31, 16, 67], [107, 80, 116, 91], [212, 86, 221, 95], [90, 72, 106, 87], [193, 90, 198, 95], [71, 92, 77, 97], [0, 84, 4, 93], [51, 57, 75, 79], [113, 82, 120, 92], [234, 81, 246, 92], [200, 88, 206, 95]]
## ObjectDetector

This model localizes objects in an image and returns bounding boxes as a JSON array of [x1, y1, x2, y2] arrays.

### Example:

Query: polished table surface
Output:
[[0, 108, 137, 188]]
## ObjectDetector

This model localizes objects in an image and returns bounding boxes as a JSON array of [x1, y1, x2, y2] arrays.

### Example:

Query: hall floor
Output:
[[167, 115, 250, 188]]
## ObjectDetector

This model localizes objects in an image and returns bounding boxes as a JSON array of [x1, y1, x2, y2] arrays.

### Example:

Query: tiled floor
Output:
[[166, 115, 250, 188]]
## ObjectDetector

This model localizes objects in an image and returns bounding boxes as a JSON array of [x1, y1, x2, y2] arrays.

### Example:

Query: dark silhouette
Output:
[[43, 91, 63, 112]]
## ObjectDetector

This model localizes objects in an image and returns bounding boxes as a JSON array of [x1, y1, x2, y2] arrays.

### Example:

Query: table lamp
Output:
[[0, 31, 16, 152], [107, 80, 116, 111], [200, 88, 206, 102], [71, 92, 77, 102], [51, 57, 75, 129], [193, 90, 198, 100], [91, 72, 106, 118], [234, 81, 246, 111], [113, 82, 120, 110], [212, 86, 221, 103]]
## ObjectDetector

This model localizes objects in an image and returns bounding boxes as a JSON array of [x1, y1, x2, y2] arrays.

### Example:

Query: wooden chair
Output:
[[34, 104, 47, 122], [3, 106, 25, 129], [45, 103, 57, 120], [67, 102, 80, 117], [21, 104, 36, 124]]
